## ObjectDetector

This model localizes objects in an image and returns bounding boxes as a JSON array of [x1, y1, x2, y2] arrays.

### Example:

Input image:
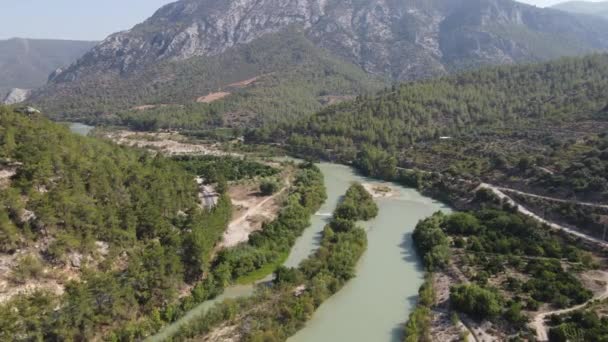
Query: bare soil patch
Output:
[[199, 324, 240, 342], [196, 92, 232, 104], [318, 95, 355, 106], [131, 104, 172, 111], [220, 182, 283, 248], [105, 131, 233, 156], [430, 272, 469, 342], [0, 168, 16, 188], [0, 239, 112, 304], [530, 270, 608, 341], [227, 76, 259, 88], [362, 182, 399, 198]]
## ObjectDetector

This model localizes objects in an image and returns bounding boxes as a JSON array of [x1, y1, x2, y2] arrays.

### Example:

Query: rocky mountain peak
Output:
[[50, 0, 608, 85], [33, 0, 608, 119]]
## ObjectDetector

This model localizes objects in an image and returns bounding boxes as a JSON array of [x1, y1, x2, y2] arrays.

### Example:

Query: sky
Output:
[[0, 0, 604, 41], [0, 0, 176, 41]]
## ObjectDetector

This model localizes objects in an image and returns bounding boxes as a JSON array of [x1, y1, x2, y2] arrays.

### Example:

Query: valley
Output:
[[48, 117, 606, 342], [2, 0, 608, 341]]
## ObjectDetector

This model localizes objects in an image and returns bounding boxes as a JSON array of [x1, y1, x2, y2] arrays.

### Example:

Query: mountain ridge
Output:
[[29, 0, 608, 125]]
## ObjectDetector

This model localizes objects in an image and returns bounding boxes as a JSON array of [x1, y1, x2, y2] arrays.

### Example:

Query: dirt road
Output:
[[220, 185, 288, 248], [496, 186, 608, 210], [530, 271, 608, 341], [477, 183, 608, 249]]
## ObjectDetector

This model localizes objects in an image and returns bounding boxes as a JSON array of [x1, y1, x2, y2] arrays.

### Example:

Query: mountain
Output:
[[553, 1, 608, 20], [30, 0, 608, 126], [0, 38, 97, 99]]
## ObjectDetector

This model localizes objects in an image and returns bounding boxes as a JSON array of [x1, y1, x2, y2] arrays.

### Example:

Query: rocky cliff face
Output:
[[50, 0, 608, 85], [32, 0, 608, 121], [2, 88, 31, 105]]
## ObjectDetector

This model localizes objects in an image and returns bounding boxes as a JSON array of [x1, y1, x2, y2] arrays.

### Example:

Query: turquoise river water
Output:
[[148, 162, 450, 341]]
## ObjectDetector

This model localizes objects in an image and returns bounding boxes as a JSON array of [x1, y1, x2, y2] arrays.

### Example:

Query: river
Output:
[[289, 163, 451, 342], [149, 163, 450, 341], [67, 122, 94, 136], [63, 122, 451, 340]]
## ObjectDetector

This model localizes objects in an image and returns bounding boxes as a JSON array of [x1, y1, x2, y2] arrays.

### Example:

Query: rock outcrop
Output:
[[30, 0, 608, 120], [2, 88, 31, 105], [48, 0, 608, 84]]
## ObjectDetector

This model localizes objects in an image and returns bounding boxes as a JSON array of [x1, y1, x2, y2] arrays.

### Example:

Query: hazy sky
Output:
[[0, 0, 604, 41], [0, 0, 176, 41]]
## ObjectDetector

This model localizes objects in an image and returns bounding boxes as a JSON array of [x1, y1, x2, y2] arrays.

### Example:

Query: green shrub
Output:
[[260, 180, 280, 196], [11, 255, 44, 284], [450, 284, 503, 319]]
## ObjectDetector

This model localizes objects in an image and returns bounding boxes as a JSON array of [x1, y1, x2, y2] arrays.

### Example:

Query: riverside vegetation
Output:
[[0, 107, 329, 341], [171, 183, 378, 341], [0, 106, 230, 340], [406, 196, 602, 341], [209, 162, 326, 285]]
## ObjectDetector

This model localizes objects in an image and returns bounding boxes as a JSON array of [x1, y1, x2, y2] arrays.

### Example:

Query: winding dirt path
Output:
[[529, 271, 608, 341], [495, 186, 608, 210], [477, 183, 608, 249], [220, 183, 288, 248]]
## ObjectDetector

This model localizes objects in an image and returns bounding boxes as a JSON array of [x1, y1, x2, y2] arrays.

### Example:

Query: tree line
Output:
[[172, 182, 378, 341], [406, 199, 595, 340], [0, 106, 240, 340]]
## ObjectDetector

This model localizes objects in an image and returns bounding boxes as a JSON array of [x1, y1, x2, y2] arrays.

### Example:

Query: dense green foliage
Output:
[[173, 155, 278, 183], [118, 103, 224, 131], [0, 107, 233, 340], [210, 163, 326, 284], [410, 204, 593, 334], [548, 305, 608, 342], [453, 209, 591, 308], [412, 213, 451, 271], [251, 54, 608, 199], [173, 183, 377, 341], [404, 275, 435, 342], [450, 284, 503, 319], [260, 179, 280, 196], [260, 54, 608, 152], [333, 182, 379, 222]]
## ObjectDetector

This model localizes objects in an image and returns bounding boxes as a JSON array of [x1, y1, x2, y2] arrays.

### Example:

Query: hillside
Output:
[[0, 106, 232, 339], [251, 54, 608, 201], [29, 0, 608, 126], [32, 29, 384, 128], [0, 38, 96, 98], [553, 1, 608, 20]]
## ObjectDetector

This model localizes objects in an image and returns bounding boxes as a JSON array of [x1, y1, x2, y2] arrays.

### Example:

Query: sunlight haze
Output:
[[0, 0, 605, 40]]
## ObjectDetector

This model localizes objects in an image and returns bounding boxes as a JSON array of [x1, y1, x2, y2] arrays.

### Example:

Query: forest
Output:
[[249, 54, 608, 201], [406, 200, 597, 340], [173, 155, 279, 183], [172, 182, 378, 341], [0, 103, 337, 341], [0, 106, 238, 340]]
